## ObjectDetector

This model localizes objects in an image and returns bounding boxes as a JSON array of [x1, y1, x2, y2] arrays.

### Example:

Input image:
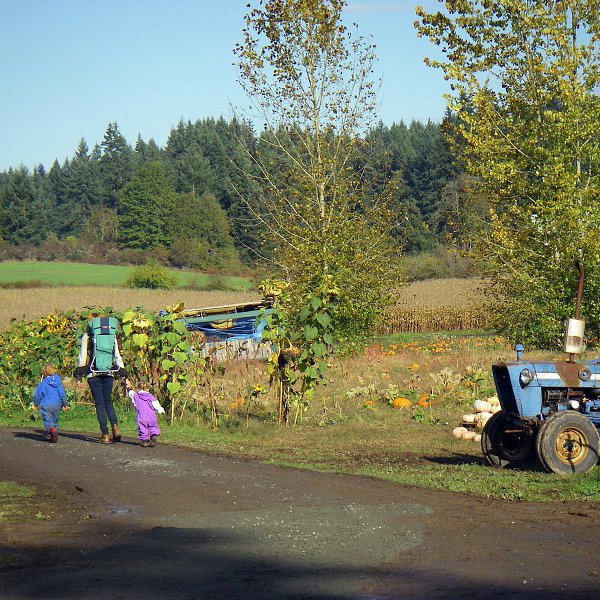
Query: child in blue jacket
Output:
[[33, 364, 68, 443]]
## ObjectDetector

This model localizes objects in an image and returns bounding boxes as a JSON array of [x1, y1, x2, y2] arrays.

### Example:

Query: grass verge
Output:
[[0, 481, 37, 523]]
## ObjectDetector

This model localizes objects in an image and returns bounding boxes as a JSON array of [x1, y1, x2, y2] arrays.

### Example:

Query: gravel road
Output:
[[1, 426, 599, 599]]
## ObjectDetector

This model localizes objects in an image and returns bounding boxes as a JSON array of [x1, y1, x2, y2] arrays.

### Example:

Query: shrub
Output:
[[204, 276, 228, 291], [125, 261, 178, 290], [169, 238, 208, 269]]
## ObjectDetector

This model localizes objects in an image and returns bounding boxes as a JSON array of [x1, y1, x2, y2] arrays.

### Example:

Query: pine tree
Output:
[[118, 161, 175, 249], [100, 122, 134, 210], [0, 167, 45, 245], [59, 139, 103, 236]]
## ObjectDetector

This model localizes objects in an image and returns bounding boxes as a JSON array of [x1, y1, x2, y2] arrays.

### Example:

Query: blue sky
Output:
[[0, 0, 448, 172]]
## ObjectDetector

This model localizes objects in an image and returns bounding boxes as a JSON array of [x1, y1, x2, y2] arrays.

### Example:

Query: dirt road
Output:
[[1, 426, 599, 599]]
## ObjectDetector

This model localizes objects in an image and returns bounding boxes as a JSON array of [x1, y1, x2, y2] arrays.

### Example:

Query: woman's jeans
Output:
[[87, 375, 118, 435]]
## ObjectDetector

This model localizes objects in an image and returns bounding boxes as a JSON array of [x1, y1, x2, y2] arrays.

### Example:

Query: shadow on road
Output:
[[12, 430, 48, 442], [1, 522, 594, 600], [13, 429, 141, 447], [423, 453, 482, 466]]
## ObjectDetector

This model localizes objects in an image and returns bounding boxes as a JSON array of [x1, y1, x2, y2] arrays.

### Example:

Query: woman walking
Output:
[[75, 313, 128, 443]]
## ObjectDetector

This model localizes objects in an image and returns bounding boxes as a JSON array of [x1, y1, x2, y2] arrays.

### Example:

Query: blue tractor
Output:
[[482, 264, 600, 474]]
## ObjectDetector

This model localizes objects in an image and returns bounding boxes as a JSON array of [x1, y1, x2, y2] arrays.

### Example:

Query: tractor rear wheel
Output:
[[537, 411, 600, 474], [481, 411, 536, 468]]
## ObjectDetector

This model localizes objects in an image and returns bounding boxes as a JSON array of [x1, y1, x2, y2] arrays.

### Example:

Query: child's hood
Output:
[[135, 391, 156, 402], [44, 374, 62, 388]]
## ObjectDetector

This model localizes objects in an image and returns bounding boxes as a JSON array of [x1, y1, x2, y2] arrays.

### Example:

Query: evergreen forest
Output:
[[0, 117, 466, 274]]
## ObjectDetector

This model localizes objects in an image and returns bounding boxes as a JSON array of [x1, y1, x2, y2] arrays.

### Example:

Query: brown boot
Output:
[[100, 434, 111, 444], [111, 424, 121, 443]]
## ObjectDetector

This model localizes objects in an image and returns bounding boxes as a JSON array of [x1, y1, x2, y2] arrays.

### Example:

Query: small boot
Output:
[[149, 435, 158, 447], [100, 434, 111, 444], [49, 427, 58, 443], [111, 424, 121, 443]]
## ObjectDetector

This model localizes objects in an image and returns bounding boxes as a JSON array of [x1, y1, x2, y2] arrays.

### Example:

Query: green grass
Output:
[[0, 261, 254, 291], [357, 463, 600, 502], [0, 481, 37, 522]]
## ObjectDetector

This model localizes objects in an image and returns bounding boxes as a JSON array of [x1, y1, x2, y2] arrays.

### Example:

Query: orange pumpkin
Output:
[[390, 397, 412, 409], [417, 395, 431, 407]]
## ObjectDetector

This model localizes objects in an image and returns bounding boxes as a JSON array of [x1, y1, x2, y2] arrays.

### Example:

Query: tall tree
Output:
[[134, 135, 163, 170], [164, 120, 214, 195], [433, 172, 489, 253], [0, 167, 45, 245], [417, 0, 600, 347], [118, 162, 175, 249], [234, 0, 401, 336], [362, 121, 438, 253], [405, 120, 455, 233], [44, 160, 66, 237], [59, 139, 103, 235], [100, 122, 134, 210]]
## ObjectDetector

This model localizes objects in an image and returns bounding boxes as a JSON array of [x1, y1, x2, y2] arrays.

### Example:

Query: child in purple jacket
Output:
[[125, 379, 165, 447], [33, 364, 68, 443]]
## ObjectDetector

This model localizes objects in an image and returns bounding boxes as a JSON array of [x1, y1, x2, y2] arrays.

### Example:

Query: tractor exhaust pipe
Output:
[[564, 261, 585, 361], [574, 261, 584, 320]]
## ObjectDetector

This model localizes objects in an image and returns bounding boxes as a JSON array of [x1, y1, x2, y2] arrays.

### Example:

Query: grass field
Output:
[[0, 261, 259, 326], [0, 260, 254, 290], [394, 278, 487, 306]]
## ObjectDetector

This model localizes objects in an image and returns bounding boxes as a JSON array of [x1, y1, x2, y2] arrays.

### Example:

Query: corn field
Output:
[[377, 304, 492, 334], [378, 278, 493, 334]]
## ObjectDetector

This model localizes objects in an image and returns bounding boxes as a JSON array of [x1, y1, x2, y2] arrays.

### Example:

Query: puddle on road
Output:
[[110, 507, 132, 515]]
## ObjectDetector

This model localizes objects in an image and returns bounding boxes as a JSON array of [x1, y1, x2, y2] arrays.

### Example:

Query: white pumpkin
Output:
[[474, 434, 482, 442], [475, 412, 493, 430], [452, 426, 468, 439], [474, 411, 492, 422], [462, 430, 477, 441], [490, 405, 502, 414], [487, 396, 500, 406], [462, 413, 476, 423], [473, 399, 492, 413]]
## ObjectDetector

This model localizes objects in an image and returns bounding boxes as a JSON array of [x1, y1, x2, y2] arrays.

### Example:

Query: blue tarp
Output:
[[185, 316, 267, 341]]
